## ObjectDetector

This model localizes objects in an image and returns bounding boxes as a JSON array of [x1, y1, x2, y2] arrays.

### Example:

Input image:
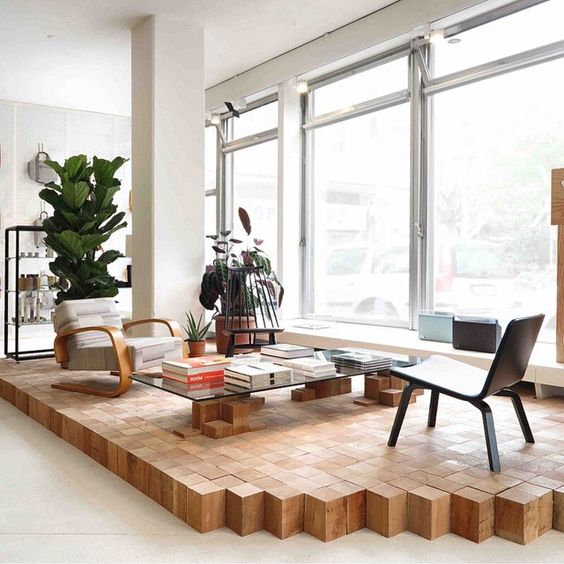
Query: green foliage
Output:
[[183, 311, 213, 342], [199, 207, 283, 316], [39, 154, 128, 304]]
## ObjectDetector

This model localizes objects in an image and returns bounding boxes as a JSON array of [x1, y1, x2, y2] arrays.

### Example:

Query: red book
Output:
[[162, 368, 225, 384], [163, 379, 224, 392], [161, 355, 231, 375]]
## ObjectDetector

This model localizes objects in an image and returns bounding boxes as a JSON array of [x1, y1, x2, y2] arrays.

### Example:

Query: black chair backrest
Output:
[[225, 265, 280, 331], [481, 314, 544, 398]]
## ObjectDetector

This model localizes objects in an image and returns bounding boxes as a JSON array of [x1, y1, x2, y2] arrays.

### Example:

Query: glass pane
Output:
[[232, 140, 278, 268], [432, 58, 564, 341], [232, 101, 278, 139], [434, 0, 564, 76], [205, 126, 216, 192], [310, 103, 411, 323], [313, 57, 408, 116], [205, 194, 216, 265]]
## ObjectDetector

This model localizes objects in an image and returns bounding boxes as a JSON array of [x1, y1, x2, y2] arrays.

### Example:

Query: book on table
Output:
[[332, 351, 392, 371], [260, 343, 314, 359], [161, 355, 231, 377], [161, 368, 225, 385], [260, 356, 336, 378], [224, 362, 292, 389], [162, 378, 225, 393]]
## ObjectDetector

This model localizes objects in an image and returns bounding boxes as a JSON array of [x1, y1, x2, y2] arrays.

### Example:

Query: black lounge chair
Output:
[[387, 314, 544, 472]]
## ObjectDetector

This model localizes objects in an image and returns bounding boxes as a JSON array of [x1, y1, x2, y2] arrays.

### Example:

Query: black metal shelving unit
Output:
[[4, 225, 56, 361]]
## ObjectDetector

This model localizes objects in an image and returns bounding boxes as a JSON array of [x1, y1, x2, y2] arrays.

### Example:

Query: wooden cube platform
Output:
[[1, 358, 564, 544]]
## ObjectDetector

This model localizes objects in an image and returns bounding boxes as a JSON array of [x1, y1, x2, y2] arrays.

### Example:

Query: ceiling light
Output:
[[296, 81, 308, 94], [210, 114, 221, 126], [448, 37, 462, 44], [430, 29, 445, 44], [46, 34, 56, 40], [238, 98, 247, 110]]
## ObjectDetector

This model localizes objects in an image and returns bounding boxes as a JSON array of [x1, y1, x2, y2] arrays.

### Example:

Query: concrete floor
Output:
[[1, 398, 563, 563]]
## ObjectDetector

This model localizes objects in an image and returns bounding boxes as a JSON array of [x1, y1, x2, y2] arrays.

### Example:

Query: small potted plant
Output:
[[183, 311, 213, 357]]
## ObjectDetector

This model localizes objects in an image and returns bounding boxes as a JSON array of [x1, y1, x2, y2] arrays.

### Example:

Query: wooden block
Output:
[[220, 401, 250, 434], [390, 376, 406, 390], [304, 487, 347, 542], [551, 167, 564, 225], [226, 483, 264, 536], [291, 387, 316, 402], [339, 378, 352, 394], [495, 483, 553, 545], [191, 400, 220, 430], [352, 396, 379, 407], [264, 486, 304, 539], [237, 396, 265, 413], [379, 389, 416, 407], [554, 487, 564, 532], [329, 482, 366, 533], [407, 485, 450, 540], [364, 374, 390, 400], [172, 480, 188, 522], [186, 482, 225, 533], [90, 432, 108, 467], [451, 487, 494, 543], [306, 379, 341, 399], [367, 483, 407, 537], [202, 420, 233, 439], [413, 387, 424, 396]]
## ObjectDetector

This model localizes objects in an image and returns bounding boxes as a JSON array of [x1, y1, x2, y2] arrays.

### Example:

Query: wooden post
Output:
[[550, 169, 564, 361]]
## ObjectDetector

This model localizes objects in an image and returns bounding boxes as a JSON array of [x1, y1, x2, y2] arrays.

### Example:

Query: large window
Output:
[[305, 55, 411, 325], [205, 125, 217, 265]]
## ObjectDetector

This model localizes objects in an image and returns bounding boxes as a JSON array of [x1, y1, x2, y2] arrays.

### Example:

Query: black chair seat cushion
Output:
[[392, 355, 487, 399]]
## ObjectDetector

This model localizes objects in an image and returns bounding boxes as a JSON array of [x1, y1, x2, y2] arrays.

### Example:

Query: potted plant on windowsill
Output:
[[183, 311, 212, 357], [199, 207, 284, 354]]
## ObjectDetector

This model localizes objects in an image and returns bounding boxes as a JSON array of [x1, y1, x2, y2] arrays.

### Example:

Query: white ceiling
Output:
[[0, 0, 398, 95]]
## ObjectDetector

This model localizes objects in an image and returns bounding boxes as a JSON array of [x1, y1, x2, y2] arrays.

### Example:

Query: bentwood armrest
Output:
[[123, 318, 188, 357], [52, 325, 132, 398]]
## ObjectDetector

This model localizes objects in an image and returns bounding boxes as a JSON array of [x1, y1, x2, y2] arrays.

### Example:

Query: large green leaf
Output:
[[62, 181, 90, 210], [39, 188, 69, 212], [99, 211, 126, 233], [64, 155, 89, 182], [97, 250, 122, 265], [80, 233, 109, 253], [52, 231, 84, 259], [92, 156, 128, 188], [44, 159, 68, 182], [93, 185, 120, 212]]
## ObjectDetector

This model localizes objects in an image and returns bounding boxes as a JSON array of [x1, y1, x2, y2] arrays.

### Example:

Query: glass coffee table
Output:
[[130, 348, 421, 439]]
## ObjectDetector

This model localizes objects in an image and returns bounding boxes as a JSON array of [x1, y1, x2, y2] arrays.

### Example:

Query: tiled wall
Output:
[[0, 100, 132, 339]]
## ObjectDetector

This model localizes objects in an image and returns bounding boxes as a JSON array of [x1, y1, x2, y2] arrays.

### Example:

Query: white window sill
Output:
[[279, 319, 563, 388]]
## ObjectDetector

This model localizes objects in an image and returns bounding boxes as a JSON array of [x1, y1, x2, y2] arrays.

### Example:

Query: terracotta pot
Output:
[[188, 340, 206, 357], [214, 315, 256, 354]]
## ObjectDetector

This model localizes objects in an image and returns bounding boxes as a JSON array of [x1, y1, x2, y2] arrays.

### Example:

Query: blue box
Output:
[[418, 311, 454, 343]]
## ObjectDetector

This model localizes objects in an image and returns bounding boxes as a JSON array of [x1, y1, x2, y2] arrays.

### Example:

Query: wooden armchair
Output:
[[53, 298, 187, 398]]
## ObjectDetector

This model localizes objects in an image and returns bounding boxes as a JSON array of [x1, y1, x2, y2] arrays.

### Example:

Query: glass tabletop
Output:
[[130, 348, 421, 403]]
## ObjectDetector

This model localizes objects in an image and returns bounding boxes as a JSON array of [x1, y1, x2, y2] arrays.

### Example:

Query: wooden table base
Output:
[[291, 377, 352, 402], [353, 371, 421, 407]]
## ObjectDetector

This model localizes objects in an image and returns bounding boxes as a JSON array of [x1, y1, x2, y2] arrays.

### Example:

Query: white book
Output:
[[261, 355, 335, 372], [225, 362, 291, 379], [291, 368, 336, 379], [260, 344, 314, 358]]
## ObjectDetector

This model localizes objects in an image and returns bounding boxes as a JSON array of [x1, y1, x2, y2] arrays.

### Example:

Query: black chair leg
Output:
[[471, 400, 501, 472], [427, 390, 439, 428], [225, 335, 235, 358], [495, 388, 535, 443], [268, 332, 276, 345], [387, 383, 417, 447]]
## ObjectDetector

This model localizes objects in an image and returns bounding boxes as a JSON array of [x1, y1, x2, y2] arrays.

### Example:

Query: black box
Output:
[[452, 316, 501, 353]]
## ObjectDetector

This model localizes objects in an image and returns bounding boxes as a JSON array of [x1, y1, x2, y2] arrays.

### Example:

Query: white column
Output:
[[131, 16, 205, 328], [277, 79, 302, 319]]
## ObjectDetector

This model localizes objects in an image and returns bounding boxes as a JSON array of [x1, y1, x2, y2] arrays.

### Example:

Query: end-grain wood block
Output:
[[306, 379, 342, 399], [352, 396, 379, 407], [495, 483, 553, 545], [220, 400, 250, 434], [330, 481, 366, 533], [201, 420, 233, 439], [238, 396, 265, 412], [451, 487, 494, 543], [187, 482, 226, 533], [554, 486, 564, 532], [407, 485, 450, 540], [367, 483, 407, 537], [264, 486, 304, 539], [226, 483, 264, 536], [364, 374, 390, 400], [291, 387, 316, 402], [304, 487, 347, 542], [339, 377, 352, 394], [390, 376, 407, 390], [379, 389, 416, 408], [191, 400, 220, 430]]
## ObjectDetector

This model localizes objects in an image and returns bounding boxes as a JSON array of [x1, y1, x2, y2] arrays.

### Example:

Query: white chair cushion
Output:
[[393, 355, 488, 398], [67, 336, 183, 371]]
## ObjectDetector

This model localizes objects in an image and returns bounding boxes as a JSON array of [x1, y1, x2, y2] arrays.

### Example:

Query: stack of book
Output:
[[161, 355, 231, 391], [260, 343, 314, 361], [277, 357, 336, 379], [224, 362, 292, 389], [332, 351, 392, 372]]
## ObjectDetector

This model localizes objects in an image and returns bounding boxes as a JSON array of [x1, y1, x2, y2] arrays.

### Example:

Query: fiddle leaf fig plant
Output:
[[39, 154, 128, 304]]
